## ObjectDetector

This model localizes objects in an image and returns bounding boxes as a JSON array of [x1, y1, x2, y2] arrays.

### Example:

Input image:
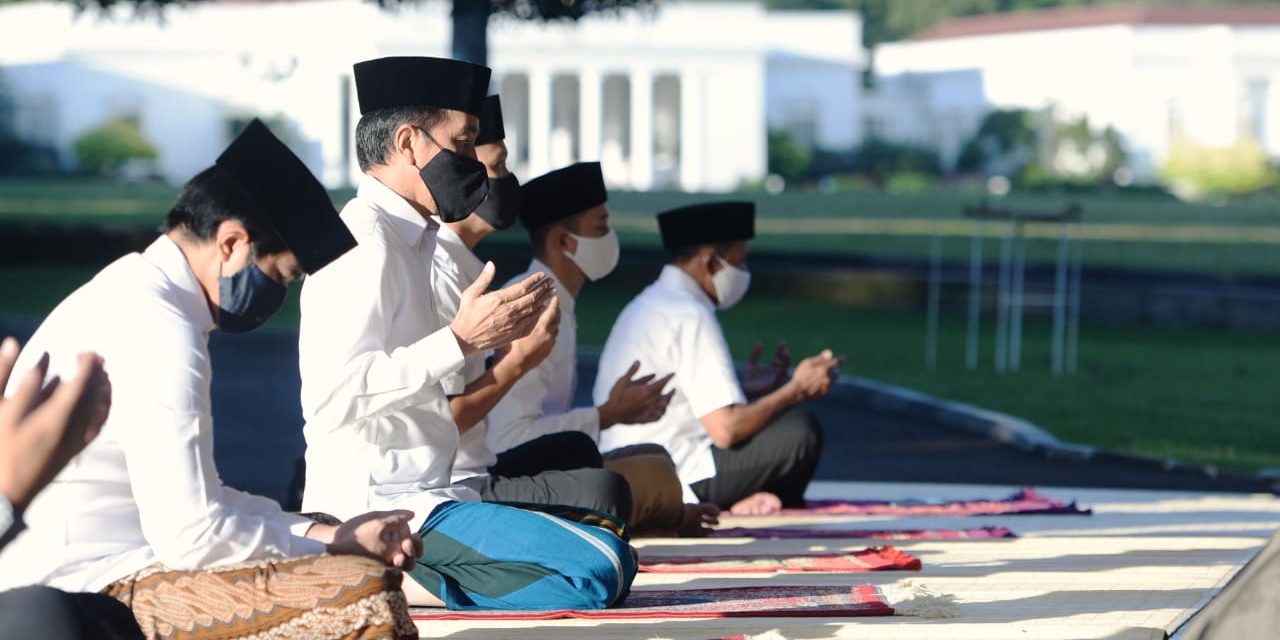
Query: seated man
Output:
[[299, 57, 636, 610], [432, 96, 631, 518], [484, 161, 719, 536], [594, 201, 843, 515], [0, 121, 421, 640]]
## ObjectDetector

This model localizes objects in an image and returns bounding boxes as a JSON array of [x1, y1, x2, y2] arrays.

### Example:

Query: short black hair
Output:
[[164, 165, 286, 255], [669, 241, 734, 264], [355, 106, 448, 171], [528, 211, 588, 259]]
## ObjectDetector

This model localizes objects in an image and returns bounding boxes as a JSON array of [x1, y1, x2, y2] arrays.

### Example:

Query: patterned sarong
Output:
[[103, 554, 416, 640]]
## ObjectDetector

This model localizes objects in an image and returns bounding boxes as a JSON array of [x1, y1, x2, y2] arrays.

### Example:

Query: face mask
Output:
[[565, 227, 620, 282], [217, 259, 286, 334], [415, 128, 489, 223], [473, 173, 521, 230], [711, 256, 751, 310]]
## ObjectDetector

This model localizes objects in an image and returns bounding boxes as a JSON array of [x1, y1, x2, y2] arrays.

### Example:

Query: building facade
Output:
[[0, 0, 863, 191], [869, 4, 1280, 183]]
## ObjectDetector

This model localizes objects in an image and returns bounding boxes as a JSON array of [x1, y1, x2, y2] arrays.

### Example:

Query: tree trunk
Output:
[[451, 0, 491, 67]]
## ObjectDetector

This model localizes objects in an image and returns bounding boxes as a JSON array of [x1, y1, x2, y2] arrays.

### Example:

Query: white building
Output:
[[869, 4, 1280, 183], [0, 0, 863, 191]]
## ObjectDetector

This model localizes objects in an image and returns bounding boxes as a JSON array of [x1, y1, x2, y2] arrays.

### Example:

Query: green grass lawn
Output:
[[5, 178, 1280, 276], [4, 262, 1277, 474]]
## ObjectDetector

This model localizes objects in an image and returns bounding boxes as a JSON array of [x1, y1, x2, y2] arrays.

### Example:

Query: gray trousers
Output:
[[461, 432, 634, 523]]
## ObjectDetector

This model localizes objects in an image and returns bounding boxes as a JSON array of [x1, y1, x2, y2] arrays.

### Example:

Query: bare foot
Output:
[[677, 503, 721, 537], [729, 492, 782, 516]]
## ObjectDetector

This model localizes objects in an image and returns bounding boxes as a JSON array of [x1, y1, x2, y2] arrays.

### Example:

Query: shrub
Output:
[[73, 117, 158, 176], [1160, 138, 1277, 199]]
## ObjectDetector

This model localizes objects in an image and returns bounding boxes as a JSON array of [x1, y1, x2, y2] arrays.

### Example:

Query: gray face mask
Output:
[[217, 260, 286, 333]]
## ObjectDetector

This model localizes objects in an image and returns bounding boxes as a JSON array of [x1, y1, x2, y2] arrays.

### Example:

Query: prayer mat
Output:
[[710, 525, 1016, 540], [410, 584, 892, 620], [769, 488, 1090, 517], [639, 545, 921, 573]]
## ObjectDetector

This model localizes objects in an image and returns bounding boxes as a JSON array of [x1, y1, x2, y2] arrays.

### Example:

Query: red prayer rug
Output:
[[639, 545, 921, 573], [410, 585, 892, 620], [768, 488, 1090, 517], [710, 525, 1015, 540]]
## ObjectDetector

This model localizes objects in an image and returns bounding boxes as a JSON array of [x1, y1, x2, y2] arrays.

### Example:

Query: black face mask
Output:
[[473, 173, 521, 230], [217, 260, 286, 334], [416, 128, 489, 223]]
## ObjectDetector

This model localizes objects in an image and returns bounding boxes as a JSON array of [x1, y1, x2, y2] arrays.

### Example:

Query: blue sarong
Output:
[[409, 500, 637, 610]]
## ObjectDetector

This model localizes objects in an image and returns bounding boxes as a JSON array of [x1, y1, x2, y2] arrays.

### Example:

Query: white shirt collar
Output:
[[143, 235, 215, 332], [529, 258, 576, 314], [357, 175, 436, 249], [656, 264, 714, 310]]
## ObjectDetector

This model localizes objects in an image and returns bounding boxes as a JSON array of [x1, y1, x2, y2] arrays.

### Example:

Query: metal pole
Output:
[[995, 220, 1015, 374], [926, 229, 942, 370], [1010, 221, 1027, 373], [966, 222, 983, 371], [1067, 223, 1083, 375], [1051, 221, 1070, 377]]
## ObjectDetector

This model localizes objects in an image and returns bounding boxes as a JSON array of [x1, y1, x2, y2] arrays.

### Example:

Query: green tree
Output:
[[767, 129, 813, 183], [73, 117, 158, 175]]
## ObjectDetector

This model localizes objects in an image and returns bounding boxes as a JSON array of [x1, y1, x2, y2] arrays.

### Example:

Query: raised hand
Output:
[[327, 509, 423, 571], [0, 338, 111, 513], [598, 361, 675, 429], [741, 340, 791, 398], [450, 263, 556, 355], [505, 295, 560, 373], [787, 349, 843, 402]]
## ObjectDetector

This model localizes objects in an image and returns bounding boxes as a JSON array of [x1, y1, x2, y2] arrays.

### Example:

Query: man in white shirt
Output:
[[486, 161, 720, 535], [299, 57, 636, 611], [595, 201, 843, 516], [0, 121, 422, 639], [433, 98, 632, 519]]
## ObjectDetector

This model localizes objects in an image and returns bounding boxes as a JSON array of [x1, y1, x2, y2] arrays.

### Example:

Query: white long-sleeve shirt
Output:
[[486, 260, 599, 455], [594, 265, 747, 503], [430, 224, 495, 481], [0, 236, 325, 593], [298, 176, 478, 531]]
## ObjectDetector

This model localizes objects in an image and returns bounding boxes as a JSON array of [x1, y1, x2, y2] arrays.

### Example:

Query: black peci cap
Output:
[[657, 201, 756, 250], [519, 162, 607, 230], [353, 56, 491, 116], [476, 95, 506, 146], [215, 119, 356, 274]]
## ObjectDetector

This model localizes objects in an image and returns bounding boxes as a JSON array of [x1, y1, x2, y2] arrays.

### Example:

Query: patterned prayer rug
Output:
[[639, 545, 922, 573], [410, 585, 892, 620], [710, 525, 1016, 540], [766, 488, 1090, 517]]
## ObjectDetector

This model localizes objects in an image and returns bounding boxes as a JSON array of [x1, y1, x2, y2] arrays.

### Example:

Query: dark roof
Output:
[[916, 3, 1280, 41]]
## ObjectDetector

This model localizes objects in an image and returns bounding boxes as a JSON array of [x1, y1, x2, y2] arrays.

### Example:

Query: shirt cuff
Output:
[[413, 327, 467, 384], [0, 494, 24, 551], [282, 513, 330, 556]]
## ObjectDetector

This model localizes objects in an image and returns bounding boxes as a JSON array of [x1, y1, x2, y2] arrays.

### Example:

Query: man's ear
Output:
[[552, 224, 577, 255], [392, 123, 421, 166], [702, 246, 721, 275], [214, 219, 253, 271]]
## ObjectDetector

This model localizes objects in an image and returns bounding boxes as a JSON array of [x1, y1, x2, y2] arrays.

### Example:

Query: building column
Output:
[[579, 68, 602, 163], [528, 67, 553, 178], [628, 68, 653, 190], [679, 68, 703, 192]]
